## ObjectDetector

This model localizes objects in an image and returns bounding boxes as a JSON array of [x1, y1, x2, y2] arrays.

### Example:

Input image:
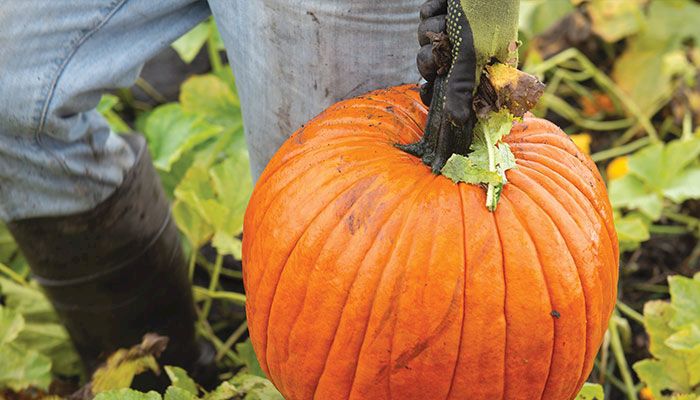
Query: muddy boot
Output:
[[7, 134, 217, 388]]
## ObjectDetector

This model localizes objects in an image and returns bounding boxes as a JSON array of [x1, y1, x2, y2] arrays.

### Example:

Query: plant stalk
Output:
[[399, 0, 521, 172]]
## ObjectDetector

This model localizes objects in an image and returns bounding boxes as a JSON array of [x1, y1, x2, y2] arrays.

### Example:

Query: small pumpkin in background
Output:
[[242, 85, 619, 399]]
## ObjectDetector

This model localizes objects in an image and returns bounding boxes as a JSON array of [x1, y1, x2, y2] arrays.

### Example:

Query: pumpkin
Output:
[[242, 85, 619, 400]]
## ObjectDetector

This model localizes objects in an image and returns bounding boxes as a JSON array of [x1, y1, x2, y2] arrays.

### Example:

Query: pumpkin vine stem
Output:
[[399, 0, 528, 173]]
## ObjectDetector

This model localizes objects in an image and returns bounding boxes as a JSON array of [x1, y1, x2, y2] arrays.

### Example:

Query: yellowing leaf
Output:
[[570, 133, 592, 155], [94, 388, 162, 400], [588, 0, 647, 42], [180, 75, 241, 127], [634, 274, 700, 397], [90, 334, 168, 394], [612, 0, 700, 115], [575, 382, 604, 399]]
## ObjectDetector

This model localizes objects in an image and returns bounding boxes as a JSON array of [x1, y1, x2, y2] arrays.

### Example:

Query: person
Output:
[[0, 0, 447, 381]]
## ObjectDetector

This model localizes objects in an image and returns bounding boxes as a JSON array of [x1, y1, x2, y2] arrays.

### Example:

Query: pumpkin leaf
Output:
[[0, 342, 52, 391], [614, 212, 651, 248], [519, 0, 574, 38], [180, 74, 241, 127], [634, 274, 700, 398], [173, 200, 215, 251], [228, 373, 284, 400], [575, 382, 605, 399], [610, 137, 700, 221], [97, 94, 131, 133], [587, 0, 647, 43], [164, 387, 198, 400], [90, 334, 168, 394], [144, 104, 222, 172], [94, 389, 163, 400], [668, 274, 700, 330], [171, 20, 211, 64], [611, 0, 700, 115], [0, 306, 24, 345], [235, 339, 266, 379], [441, 154, 502, 185], [165, 366, 198, 396], [0, 278, 82, 380], [441, 109, 518, 211]]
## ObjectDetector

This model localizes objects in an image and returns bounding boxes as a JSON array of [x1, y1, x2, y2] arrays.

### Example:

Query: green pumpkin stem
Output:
[[400, 0, 522, 173]]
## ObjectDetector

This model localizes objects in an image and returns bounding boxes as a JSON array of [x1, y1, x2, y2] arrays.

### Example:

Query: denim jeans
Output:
[[0, 0, 421, 221]]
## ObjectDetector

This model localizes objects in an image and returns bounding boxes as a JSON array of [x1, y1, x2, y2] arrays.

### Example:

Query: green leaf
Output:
[[180, 74, 241, 127], [634, 274, 700, 397], [235, 339, 266, 379], [203, 381, 237, 400], [209, 156, 253, 235], [0, 222, 18, 263], [664, 167, 700, 203], [628, 142, 666, 187], [171, 21, 211, 64], [164, 386, 198, 400], [229, 373, 284, 400], [614, 212, 651, 245], [634, 358, 691, 398], [575, 382, 604, 399], [173, 200, 214, 250], [98, 94, 131, 133], [587, 0, 646, 42], [0, 306, 24, 344], [668, 275, 700, 330], [0, 342, 52, 391], [440, 109, 517, 211], [144, 103, 222, 172], [608, 175, 663, 220], [442, 154, 502, 185], [664, 325, 700, 386], [0, 280, 82, 377], [97, 94, 120, 113], [665, 324, 700, 353], [165, 366, 199, 396], [211, 233, 242, 259], [15, 322, 81, 376], [173, 150, 252, 259], [519, 0, 574, 38], [94, 389, 162, 400], [0, 279, 56, 322], [612, 0, 700, 115]]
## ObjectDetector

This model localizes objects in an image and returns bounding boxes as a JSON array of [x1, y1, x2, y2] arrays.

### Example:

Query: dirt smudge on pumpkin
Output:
[[335, 177, 377, 220], [346, 214, 359, 235], [391, 276, 464, 372]]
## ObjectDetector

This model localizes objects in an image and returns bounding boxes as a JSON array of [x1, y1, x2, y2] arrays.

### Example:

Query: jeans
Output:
[[0, 0, 421, 221]]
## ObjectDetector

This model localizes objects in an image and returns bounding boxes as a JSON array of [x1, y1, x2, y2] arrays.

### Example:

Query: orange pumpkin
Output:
[[242, 85, 619, 400]]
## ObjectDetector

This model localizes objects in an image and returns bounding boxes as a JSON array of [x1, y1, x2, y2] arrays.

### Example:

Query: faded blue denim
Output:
[[0, 0, 421, 221]]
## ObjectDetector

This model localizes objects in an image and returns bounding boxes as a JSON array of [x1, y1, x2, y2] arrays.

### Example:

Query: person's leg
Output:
[[0, 0, 215, 379], [0, 0, 210, 221], [208, 0, 423, 179]]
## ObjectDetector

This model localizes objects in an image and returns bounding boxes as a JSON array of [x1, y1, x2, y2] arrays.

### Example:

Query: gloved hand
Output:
[[417, 0, 447, 105], [416, 0, 477, 128], [404, 0, 477, 172]]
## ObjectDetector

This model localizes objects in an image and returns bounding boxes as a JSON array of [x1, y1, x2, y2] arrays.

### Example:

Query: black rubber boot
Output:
[[7, 135, 216, 388]]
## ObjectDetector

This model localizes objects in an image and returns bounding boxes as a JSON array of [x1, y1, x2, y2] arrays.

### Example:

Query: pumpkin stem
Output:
[[399, 0, 523, 173]]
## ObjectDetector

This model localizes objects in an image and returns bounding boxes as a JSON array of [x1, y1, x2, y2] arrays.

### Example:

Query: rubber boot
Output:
[[7, 135, 216, 387]]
